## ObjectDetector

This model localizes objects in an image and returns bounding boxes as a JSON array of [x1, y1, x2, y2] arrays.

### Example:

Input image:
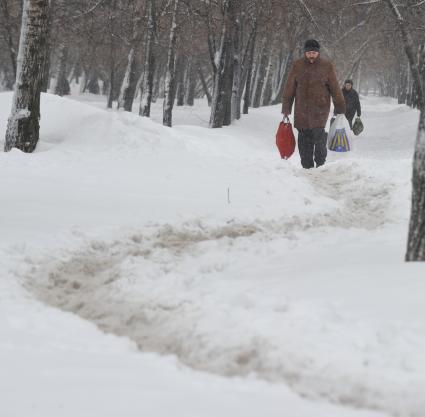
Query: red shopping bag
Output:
[[276, 117, 296, 159]]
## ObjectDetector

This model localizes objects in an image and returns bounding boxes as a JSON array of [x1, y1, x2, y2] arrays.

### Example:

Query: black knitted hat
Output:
[[304, 39, 320, 52], [344, 79, 353, 85]]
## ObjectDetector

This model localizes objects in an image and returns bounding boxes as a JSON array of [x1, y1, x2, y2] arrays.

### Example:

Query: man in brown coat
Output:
[[282, 39, 346, 169]]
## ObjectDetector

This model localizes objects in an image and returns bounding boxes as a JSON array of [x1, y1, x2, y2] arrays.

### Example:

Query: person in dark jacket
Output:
[[282, 39, 346, 169], [341, 79, 361, 129]]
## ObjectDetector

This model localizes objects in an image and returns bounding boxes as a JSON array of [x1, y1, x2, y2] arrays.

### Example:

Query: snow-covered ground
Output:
[[0, 91, 424, 417]]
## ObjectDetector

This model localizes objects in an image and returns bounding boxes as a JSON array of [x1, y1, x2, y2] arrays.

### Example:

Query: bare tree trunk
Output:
[[356, 60, 362, 93], [118, 47, 140, 111], [41, 29, 51, 93], [117, 8, 142, 112], [198, 65, 212, 106], [0, 0, 17, 86], [222, 37, 234, 126], [106, 0, 118, 109], [107, 66, 115, 109], [252, 32, 270, 108], [140, 0, 156, 117], [271, 50, 293, 105], [230, 3, 241, 121], [87, 72, 100, 94], [406, 109, 425, 261], [209, 0, 234, 128], [185, 56, 197, 106], [261, 37, 279, 106], [152, 64, 163, 101], [175, 55, 186, 107], [4, 0, 49, 153], [54, 43, 70, 96], [163, 0, 179, 127], [385, 0, 423, 108], [242, 22, 257, 114]]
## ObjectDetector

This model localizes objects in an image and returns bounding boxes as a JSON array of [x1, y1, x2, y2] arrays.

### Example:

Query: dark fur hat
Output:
[[304, 39, 320, 52]]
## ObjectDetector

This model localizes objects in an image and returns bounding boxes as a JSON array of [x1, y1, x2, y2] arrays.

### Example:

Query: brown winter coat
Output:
[[282, 57, 346, 130]]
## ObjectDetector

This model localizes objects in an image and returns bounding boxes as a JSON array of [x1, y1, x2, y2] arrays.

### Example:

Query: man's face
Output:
[[305, 51, 319, 63], [345, 83, 352, 91]]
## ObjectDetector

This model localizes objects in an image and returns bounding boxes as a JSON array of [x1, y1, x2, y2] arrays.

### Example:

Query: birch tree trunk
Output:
[[117, 8, 142, 112], [209, 0, 234, 128], [252, 32, 270, 108], [271, 51, 293, 105], [163, 0, 179, 127], [260, 37, 278, 106], [140, 0, 156, 117], [118, 48, 138, 111], [242, 22, 257, 114], [230, 3, 241, 122], [4, 0, 49, 153]]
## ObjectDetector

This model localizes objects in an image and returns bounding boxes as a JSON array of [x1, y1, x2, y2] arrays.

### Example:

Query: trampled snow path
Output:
[[22, 166, 423, 416], [1, 92, 424, 417]]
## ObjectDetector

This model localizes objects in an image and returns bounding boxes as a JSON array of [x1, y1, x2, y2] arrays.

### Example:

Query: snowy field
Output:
[[1, 92, 424, 417]]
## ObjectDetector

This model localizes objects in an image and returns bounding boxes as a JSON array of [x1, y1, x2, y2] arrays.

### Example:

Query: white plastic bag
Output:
[[327, 114, 351, 152]]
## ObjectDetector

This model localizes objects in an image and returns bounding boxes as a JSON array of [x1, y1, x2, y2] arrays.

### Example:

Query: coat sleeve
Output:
[[327, 63, 346, 115], [282, 63, 297, 115]]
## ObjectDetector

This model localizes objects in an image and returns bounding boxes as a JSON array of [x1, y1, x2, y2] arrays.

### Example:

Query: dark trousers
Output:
[[297, 128, 327, 169], [346, 112, 355, 129]]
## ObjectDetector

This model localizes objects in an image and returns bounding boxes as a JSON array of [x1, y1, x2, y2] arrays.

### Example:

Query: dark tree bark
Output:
[[54, 43, 70, 96], [222, 37, 234, 127], [198, 64, 212, 106], [140, 0, 156, 117], [4, 0, 49, 153], [242, 22, 257, 115], [87, 73, 100, 94], [107, 66, 115, 109], [406, 109, 425, 261], [209, 0, 234, 128], [230, 2, 241, 121], [0, 0, 17, 86], [176, 55, 186, 107], [185, 56, 196, 106]]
